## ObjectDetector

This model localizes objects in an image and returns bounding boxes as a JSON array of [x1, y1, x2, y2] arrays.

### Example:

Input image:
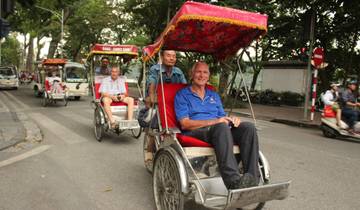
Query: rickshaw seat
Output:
[[176, 134, 212, 147], [157, 83, 216, 148]]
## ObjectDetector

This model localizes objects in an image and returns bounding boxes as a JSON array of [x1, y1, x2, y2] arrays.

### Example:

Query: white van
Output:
[[63, 62, 89, 100]]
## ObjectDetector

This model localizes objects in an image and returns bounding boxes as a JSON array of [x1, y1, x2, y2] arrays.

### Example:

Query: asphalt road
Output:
[[0, 85, 359, 210]]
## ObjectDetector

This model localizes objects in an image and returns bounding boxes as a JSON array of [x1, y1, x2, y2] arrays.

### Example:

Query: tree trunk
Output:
[[21, 35, 27, 70], [47, 35, 60, 58], [218, 64, 231, 100], [36, 37, 42, 61], [25, 35, 34, 72]]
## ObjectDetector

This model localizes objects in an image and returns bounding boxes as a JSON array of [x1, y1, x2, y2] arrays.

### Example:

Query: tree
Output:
[[1, 35, 22, 67]]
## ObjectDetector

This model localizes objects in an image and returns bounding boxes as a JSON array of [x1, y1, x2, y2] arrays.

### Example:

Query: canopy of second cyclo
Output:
[[87, 44, 139, 78], [87, 44, 140, 100], [142, 1, 268, 131]]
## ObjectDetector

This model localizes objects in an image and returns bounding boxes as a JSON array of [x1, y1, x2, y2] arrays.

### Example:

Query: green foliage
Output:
[[1, 35, 22, 67]]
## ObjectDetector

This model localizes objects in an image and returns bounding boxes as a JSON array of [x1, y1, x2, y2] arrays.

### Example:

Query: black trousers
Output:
[[183, 122, 260, 188]]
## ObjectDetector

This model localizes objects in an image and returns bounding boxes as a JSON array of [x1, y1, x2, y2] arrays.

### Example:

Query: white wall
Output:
[[260, 68, 307, 94]]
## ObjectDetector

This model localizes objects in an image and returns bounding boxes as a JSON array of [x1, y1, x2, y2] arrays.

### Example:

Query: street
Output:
[[0, 85, 360, 210]]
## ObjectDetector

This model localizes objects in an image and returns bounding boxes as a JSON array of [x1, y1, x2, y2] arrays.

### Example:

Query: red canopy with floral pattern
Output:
[[143, 1, 268, 61]]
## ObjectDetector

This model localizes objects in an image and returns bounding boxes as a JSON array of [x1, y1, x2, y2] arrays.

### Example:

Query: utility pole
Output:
[[303, 10, 315, 120]]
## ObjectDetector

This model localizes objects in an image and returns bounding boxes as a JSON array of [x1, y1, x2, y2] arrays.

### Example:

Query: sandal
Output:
[[110, 121, 118, 129], [145, 152, 153, 162]]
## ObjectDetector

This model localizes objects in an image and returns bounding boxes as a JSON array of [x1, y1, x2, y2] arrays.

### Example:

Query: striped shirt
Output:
[[99, 76, 127, 95]]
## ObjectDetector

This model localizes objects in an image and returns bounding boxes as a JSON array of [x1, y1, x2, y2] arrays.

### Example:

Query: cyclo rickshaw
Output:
[[141, 2, 290, 210], [63, 61, 89, 100], [34, 58, 69, 107], [87, 44, 142, 141]]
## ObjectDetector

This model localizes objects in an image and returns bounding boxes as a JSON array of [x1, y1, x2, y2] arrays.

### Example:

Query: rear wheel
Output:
[[153, 149, 184, 210], [34, 87, 41, 97], [131, 127, 142, 139], [321, 123, 338, 138], [42, 92, 48, 107], [94, 108, 104, 142], [64, 96, 68, 106]]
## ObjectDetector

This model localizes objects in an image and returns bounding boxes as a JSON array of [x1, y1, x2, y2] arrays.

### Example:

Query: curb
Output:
[[231, 111, 320, 129], [270, 119, 320, 129], [0, 112, 26, 151], [0, 112, 42, 151], [16, 112, 43, 143]]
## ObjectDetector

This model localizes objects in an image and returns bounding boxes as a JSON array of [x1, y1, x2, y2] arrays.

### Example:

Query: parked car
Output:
[[0, 66, 19, 89]]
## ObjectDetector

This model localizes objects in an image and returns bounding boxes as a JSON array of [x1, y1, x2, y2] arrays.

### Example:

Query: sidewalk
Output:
[[228, 104, 321, 129]]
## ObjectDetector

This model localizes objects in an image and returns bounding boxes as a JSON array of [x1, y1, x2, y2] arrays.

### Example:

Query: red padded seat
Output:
[[157, 83, 215, 147], [176, 134, 212, 147]]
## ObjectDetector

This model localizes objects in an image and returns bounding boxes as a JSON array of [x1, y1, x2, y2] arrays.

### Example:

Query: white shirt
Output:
[[99, 76, 127, 96], [322, 90, 338, 106]]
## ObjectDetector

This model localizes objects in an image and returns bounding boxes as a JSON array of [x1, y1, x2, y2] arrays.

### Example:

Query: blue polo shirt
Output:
[[175, 86, 226, 121]]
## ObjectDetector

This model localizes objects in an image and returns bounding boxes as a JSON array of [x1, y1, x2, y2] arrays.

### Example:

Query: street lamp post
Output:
[[35, 5, 64, 58]]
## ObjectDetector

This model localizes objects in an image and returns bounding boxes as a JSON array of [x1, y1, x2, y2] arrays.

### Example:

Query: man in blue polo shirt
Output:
[[174, 61, 260, 190]]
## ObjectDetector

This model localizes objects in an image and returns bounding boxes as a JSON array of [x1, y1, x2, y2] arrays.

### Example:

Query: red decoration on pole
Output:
[[312, 47, 324, 67]]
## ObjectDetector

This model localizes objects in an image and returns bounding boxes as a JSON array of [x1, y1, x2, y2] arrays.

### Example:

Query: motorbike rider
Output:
[[340, 80, 360, 133], [322, 83, 343, 128]]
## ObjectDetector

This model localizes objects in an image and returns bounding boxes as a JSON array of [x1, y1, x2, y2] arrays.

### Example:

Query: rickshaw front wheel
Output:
[[94, 109, 104, 142], [153, 149, 184, 210]]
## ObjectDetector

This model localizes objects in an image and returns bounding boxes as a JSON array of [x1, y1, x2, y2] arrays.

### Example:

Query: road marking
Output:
[[58, 111, 92, 126], [0, 92, 10, 112], [0, 145, 51, 168], [29, 113, 87, 144], [2, 91, 31, 110]]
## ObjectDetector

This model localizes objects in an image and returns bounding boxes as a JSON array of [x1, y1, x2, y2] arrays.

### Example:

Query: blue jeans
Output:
[[342, 108, 360, 128]]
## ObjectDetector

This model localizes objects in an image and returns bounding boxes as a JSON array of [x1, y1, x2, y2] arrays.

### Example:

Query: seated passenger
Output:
[[99, 67, 134, 128], [175, 61, 260, 190], [96, 57, 111, 75], [322, 83, 343, 128], [340, 80, 360, 133]]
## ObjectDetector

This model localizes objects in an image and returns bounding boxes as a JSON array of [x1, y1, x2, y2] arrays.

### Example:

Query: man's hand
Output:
[[118, 94, 125, 101], [111, 95, 119, 102], [228, 116, 241, 127], [217, 117, 231, 125]]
